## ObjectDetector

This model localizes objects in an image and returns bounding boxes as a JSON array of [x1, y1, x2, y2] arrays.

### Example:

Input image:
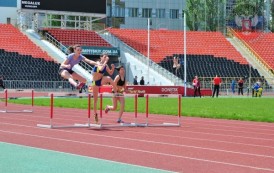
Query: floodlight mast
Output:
[[147, 18, 150, 85], [183, 11, 187, 96]]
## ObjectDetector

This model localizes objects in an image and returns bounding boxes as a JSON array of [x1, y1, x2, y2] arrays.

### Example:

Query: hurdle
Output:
[[0, 89, 34, 113], [139, 94, 182, 127], [95, 93, 139, 128], [74, 93, 139, 128], [37, 93, 97, 129], [87, 93, 181, 128]]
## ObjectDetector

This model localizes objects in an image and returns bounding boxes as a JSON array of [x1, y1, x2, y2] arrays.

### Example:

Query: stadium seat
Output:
[[107, 28, 248, 64], [235, 31, 274, 70], [43, 28, 112, 47], [0, 24, 53, 61]]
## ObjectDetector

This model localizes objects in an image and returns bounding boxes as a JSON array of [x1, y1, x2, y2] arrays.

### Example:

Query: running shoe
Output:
[[76, 82, 85, 90], [105, 105, 110, 114], [117, 119, 124, 123]]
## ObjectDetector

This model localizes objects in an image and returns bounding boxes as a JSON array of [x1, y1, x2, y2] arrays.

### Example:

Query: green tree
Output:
[[186, 0, 225, 32], [206, 0, 226, 31], [271, 1, 274, 32], [186, 0, 203, 31]]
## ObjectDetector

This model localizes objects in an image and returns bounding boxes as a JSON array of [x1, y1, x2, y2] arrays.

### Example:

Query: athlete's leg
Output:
[[106, 97, 118, 113], [71, 73, 86, 83], [117, 97, 125, 120], [93, 85, 99, 122], [101, 76, 117, 92], [60, 70, 77, 87]]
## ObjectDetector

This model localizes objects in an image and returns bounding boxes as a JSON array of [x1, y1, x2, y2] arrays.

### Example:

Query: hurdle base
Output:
[[130, 123, 148, 127], [75, 122, 137, 128], [74, 123, 102, 128], [102, 122, 137, 128], [37, 124, 53, 128], [37, 123, 90, 129], [6, 110, 33, 113]]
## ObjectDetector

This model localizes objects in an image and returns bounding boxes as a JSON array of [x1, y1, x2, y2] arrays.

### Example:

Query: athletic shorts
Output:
[[59, 68, 74, 75], [92, 78, 102, 86]]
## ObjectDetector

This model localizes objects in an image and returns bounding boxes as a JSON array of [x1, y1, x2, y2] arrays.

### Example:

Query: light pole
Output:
[[183, 11, 187, 96], [147, 18, 151, 85]]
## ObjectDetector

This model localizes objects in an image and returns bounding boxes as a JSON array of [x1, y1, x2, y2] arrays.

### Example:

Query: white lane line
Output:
[[1, 122, 274, 159], [1, 121, 274, 152], [1, 130, 274, 172]]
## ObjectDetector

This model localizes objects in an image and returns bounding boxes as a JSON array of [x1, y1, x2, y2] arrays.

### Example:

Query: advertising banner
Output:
[[21, 0, 106, 14]]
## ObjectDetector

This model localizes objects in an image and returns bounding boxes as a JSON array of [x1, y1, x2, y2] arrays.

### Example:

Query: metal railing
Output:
[[2, 80, 72, 92], [100, 32, 185, 86], [1, 77, 273, 96]]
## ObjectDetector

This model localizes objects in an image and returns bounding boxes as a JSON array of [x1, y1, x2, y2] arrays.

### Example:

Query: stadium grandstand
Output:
[[0, 0, 273, 95]]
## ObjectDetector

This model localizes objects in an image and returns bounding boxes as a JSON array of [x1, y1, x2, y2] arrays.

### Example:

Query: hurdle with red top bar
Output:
[[37, 93, 99, 129], [92, 93, 139, 128], [37, 92, 181, 129], [74, 93, 139, 128], [141, 94, 181, 127], [87, 93, 181, 128], [0, 89, 34, 113]]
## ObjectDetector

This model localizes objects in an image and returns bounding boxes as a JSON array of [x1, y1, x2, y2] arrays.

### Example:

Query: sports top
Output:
[[93, 65, 107, 74], [65, 53, 84, 69], [117, 75, 125, 86]]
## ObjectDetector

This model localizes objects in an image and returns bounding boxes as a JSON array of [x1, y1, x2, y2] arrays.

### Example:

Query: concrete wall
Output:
[[121, 0, 185, 30], [0, 7, 17, 25]]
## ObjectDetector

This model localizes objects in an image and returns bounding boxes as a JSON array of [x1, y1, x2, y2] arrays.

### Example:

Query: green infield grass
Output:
[[5, 97, 274, 123]]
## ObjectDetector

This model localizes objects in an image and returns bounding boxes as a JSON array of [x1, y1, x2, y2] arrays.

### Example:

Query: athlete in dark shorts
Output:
[[59, 45, 97, 90], [91, 54, 116, 123], [105, 65, 126, 123]]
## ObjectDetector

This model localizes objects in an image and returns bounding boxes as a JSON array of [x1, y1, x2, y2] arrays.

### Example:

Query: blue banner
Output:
[[81, 46, 120, 56]]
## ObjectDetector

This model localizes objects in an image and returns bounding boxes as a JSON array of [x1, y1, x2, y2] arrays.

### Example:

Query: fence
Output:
[[1, 77, 273, 96], [1, 80, 72, 92]]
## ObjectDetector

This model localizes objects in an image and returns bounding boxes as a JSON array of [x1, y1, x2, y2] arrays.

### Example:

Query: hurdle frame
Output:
[[37, 92, 182, 129], [37, 93, 98, 129], [88, 93, 181, 129], [139, 94, 182, 127], [0, 89, 34, 113], [84, 93, 139, 128]]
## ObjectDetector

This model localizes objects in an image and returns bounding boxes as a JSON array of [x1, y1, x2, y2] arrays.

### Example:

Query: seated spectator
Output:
[[252, 81, 263, 97]]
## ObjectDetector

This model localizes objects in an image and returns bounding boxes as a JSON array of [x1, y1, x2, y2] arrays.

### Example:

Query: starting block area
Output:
[[0, 89, 34, 113], [37, 92, 181, 129]]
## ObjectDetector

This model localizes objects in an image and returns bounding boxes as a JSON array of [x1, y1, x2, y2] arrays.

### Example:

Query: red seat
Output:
[[108, 28, 248, 64]]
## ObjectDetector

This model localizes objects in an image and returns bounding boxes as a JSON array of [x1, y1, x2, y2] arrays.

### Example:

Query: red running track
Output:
[[1, 104, 274, 173]]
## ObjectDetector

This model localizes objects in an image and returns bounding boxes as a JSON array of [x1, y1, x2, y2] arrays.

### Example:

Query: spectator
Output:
[[238, 78, 244, 95], [231, 79, 236, 94], [252, 80, 262, 97], [212, 75, 222, 98], [0, 75, 5, 89], [173, 56, 180, 75], [140, 76, 145, 85], [133, 76, 138, 85], [192, 76, 201, 98]]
